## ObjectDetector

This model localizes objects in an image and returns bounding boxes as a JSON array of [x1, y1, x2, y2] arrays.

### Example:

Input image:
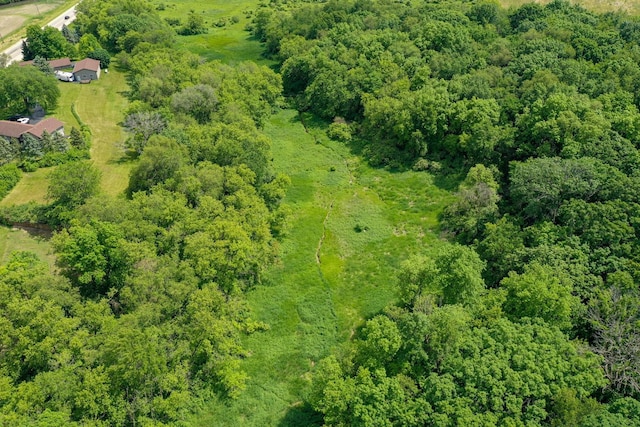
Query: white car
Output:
[[17, 118, 29, 124]]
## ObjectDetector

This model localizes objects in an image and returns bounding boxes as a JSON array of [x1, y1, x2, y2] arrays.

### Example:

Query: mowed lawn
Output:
[[1, 69, 132, 206], [0, 226, 55, 269], [191, 109, 454, 426]]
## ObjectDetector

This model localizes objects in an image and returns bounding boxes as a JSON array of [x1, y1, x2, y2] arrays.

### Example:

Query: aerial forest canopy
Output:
[[253, 0, 640, 425], [2, 0, 640, 425]]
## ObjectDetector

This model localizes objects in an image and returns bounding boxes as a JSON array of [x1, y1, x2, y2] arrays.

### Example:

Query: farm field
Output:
[[0, 0, 76, 50]]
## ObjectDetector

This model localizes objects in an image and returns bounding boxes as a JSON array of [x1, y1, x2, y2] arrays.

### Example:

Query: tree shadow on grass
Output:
[[278, 401, 324, 427]]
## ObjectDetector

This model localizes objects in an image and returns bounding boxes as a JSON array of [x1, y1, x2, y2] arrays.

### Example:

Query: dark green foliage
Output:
[[87, 48, 111, 69], [0, 65, 60, 116], [126, 136, 186, 196], [22, 25, 74, 60], [178, 10, 207, 35], [47, 161, 101, 223], [32, 56, 53, 75]]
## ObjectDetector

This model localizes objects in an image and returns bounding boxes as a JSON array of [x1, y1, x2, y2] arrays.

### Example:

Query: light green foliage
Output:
[[179, 10, 207, 35], [47, 161, 101, 214], [77, 34, 102, 59], [312, 304, 606, 426], [52, 219, 135, 295], [501, 262, 578, 329], [171, 84, 218, 124], [399, 243, 485, 307], [126, 136, 187, 196], [0, 164, 21, 201], [440, 164, 500, 243]]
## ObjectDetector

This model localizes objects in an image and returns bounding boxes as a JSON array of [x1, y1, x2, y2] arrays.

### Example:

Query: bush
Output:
[[0, 163, 21, 200], [327, 122, 352, 142], [412, 158, 429, 171], [0, 202, 49, 226]]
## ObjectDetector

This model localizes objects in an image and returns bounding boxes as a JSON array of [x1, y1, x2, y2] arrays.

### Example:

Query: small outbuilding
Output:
[[73, 58, 101, 82]]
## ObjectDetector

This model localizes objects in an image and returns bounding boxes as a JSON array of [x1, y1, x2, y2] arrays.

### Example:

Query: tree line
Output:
[[0, 0, 287, 425]]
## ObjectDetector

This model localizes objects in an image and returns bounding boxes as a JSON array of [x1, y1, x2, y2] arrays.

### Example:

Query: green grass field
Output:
[[0, 225, 55, 269], [190, 109, 453, 426], [155, 0, 272, 64]]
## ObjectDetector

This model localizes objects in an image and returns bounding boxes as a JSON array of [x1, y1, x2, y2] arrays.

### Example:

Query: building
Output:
[[0, 118, 65, 141], [48, 58, 72, 70], [72, 58, 101, 82], [19, 57, 72, 70]]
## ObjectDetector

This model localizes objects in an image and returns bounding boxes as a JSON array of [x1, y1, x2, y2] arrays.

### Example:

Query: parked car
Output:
[[17, 118, 29, 124]]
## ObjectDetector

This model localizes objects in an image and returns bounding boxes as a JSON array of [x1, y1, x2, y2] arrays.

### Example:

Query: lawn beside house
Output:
[[1, 68, 131, 206]]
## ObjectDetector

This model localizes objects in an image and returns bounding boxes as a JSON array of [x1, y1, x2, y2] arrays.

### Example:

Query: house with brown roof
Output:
[[0, 118, 64, 141], [73, 58, 101, 82], [48, 58, 72, 70], [19, 57, 72, 70]]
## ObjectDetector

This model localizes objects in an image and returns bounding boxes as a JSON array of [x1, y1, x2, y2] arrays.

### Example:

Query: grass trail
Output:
[[192, 109, 453, 425]]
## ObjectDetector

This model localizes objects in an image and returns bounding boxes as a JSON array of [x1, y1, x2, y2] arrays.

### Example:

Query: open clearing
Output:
[[190, 109, 454, 426], [0, 226, 55, 269]]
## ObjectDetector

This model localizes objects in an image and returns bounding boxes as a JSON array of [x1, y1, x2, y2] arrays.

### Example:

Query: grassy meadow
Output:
[[155, 0, 271, 64], [190, 109, 453, 426], [0, 225, 55, 269]]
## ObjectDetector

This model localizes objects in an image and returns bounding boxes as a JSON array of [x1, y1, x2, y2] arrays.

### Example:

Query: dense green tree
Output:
[[77, 33, 102, 58], [398, 242, 485, 308], [87, 48, 111, 69], [441, 164, 500, 243], [501, 262, 578, 329], [0, 65, 60, 115], [171, 84, 218, 124], [22, 25, 73, 60], [179, 10, 207, 35], [47, 161, 101, 211]]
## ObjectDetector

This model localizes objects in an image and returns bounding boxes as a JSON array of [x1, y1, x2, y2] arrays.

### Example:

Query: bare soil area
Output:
[[0, 0, 63, 37]]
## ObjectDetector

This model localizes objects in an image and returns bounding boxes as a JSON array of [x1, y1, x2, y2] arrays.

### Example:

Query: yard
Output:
[[0, 68, 132, 206]]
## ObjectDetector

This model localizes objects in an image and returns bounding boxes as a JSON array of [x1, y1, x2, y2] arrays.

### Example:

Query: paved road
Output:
[[2, 4, 78, 65]]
